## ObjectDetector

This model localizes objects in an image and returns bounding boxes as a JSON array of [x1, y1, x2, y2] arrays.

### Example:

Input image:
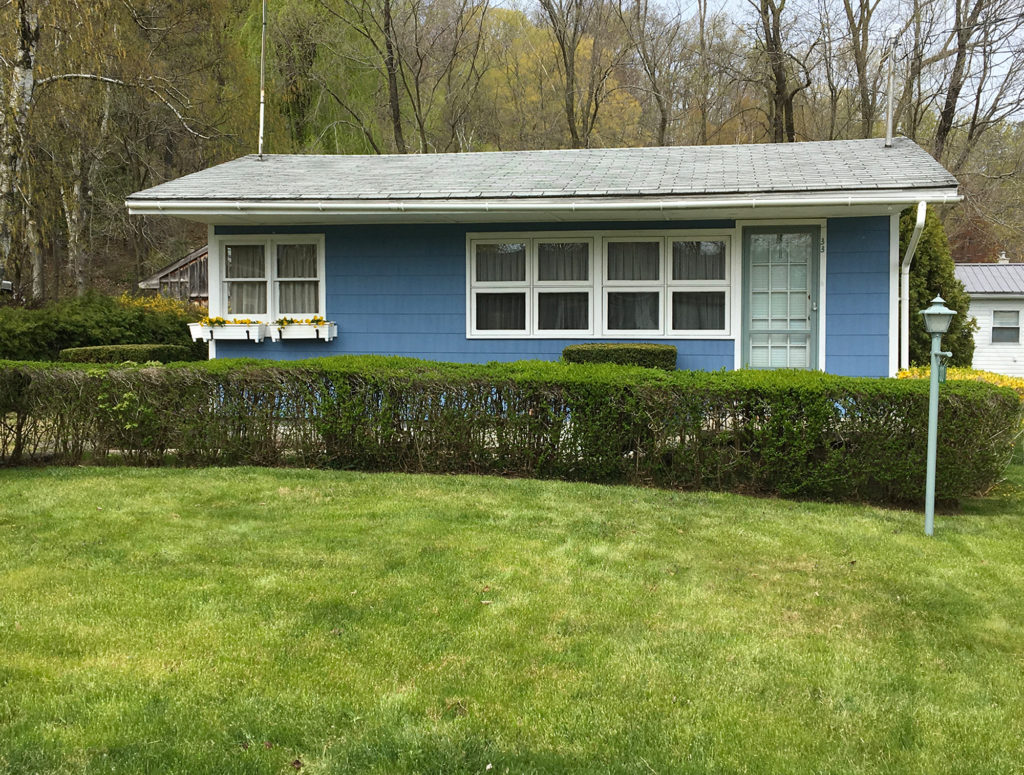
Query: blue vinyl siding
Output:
[[214, 216, 891, 375], [825, 216, 890, 377], [214, 221, 734, 371]]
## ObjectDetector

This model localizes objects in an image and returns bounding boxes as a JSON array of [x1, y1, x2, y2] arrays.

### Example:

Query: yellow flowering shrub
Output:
[[898, 367, 1024, 400], [119, 292, 206, 320]]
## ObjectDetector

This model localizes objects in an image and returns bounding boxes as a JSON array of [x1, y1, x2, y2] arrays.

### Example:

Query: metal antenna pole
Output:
[[885, 38, 895, 147], [258, 0, 268, 159]]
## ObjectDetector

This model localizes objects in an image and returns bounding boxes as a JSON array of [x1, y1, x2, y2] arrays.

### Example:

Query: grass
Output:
[[0, 465, 1022, 774]]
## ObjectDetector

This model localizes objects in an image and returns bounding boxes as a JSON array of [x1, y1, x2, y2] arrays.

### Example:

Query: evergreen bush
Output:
[[901, 208, 976, 366], [0, 293, 206, 361], [0, 356, 1019, 505], [562, 343, 677, 370]]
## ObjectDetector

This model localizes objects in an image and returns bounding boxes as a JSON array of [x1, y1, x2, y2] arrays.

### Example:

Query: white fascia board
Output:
[[126, 189, 961, 222]]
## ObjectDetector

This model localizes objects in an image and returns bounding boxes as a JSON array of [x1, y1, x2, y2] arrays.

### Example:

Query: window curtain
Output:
[[279, 282, 319, 314], [608, 292, 659, 329], [538, 292, 587, 329], [277, 244, 317, 278], [477, 243, 526, 282], [538, 243, 588, 281], [226, 282, 267, 314], [673, 241, 725, 280], [607, 242, 659, 281], [672, 292, 725, 330], [225, 245, 265, 278], [477, 293, 526, 330]]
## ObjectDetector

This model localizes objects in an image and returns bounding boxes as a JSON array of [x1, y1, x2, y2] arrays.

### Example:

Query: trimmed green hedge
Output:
[[59, 344, 198, 364], [0, 356, 1020, 504], [563, 343, 677, 371]]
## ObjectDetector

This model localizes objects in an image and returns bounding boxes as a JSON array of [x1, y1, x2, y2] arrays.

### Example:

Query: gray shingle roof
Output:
[[129, 137, 957, 202], [955, 263, 1024, 295]]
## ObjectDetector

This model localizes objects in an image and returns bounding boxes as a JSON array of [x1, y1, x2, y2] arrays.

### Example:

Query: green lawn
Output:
[[1, 466, 1022, 774]]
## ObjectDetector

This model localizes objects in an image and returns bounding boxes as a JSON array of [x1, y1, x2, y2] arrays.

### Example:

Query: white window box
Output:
[[269, 322, 338, 342], [189, 322, 268, 342]]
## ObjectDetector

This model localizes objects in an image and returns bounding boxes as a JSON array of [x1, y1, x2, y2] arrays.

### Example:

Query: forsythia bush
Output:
[[117, 292, 206, 319], [1, 357, 1020, 504], [899, 367, 1024, 400]]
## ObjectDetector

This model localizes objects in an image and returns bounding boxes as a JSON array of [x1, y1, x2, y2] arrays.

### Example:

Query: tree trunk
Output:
[[27, 217, 43, 300], [0, 1, 40, 276], [382, 0, 407, 153]]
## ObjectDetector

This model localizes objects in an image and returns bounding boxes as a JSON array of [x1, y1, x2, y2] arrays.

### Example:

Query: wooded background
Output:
[[1, 0, 1022, 302]]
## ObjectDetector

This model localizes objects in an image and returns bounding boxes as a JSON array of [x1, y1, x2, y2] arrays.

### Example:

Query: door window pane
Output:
[[538, 242, 588, 281], [476, 243, 526, 282], [607, 242, 659, 281], [477, 293, 525, 330], [608, 292, 659, 330], [225, 245, 265, 278], [538, 292, 588, 330], [673, 292, 725, 330], [672, 241, 726, 280]]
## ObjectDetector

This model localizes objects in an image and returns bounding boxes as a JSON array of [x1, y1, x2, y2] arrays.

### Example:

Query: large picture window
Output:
[[219, 235, 324, 320], [468, 232, 732, 338]]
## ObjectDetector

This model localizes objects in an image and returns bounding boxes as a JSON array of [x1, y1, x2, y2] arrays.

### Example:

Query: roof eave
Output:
[[127, 188, 960, 219]]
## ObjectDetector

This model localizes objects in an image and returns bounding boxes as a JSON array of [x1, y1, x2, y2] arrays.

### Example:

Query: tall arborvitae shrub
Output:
[[900, 207, 976, 367]]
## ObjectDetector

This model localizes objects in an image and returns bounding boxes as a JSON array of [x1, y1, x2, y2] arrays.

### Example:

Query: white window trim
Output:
[[209, 233, 326, 323], [468, 235, 598, 337], [992, 309, 1021, 345], [466, 230, 735, 340]]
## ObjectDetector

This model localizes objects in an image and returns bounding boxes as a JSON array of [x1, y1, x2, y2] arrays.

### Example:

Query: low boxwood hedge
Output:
[[59, 344, 198, 364], [0, 356, 1020, 505], [563, 343, 677, 371]]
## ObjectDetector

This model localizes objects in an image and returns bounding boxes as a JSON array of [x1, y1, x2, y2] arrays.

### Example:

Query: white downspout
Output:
[[900, 201, 927, 370]]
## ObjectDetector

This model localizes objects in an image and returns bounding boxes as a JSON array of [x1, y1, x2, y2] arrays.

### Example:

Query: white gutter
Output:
[[899, 201, 927, 370], [126, 190, 960, 217]]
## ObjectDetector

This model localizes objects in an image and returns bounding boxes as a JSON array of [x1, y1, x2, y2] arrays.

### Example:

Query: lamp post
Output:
[[920, 296, 955, 536]]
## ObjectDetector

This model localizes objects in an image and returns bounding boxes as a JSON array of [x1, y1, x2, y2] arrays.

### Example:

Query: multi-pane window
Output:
[[221, 236, 323, 319], [669, 240, 728, 333], [993, 310, 1020, 343], [605, 240, 662, 332], [471, 238, 593, 334], [469, 233, 731, 337]]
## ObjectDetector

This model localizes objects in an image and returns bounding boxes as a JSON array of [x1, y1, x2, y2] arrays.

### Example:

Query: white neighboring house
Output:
[[956, 257, 1024, 376]]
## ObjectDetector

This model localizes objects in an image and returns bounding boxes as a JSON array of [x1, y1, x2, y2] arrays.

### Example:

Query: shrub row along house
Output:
[[126, 138, 959, 376]]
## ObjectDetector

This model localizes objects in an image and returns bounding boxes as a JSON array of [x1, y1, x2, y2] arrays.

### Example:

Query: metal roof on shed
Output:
[[955, 263, 1024, 296], [128, 137, 957, 203]]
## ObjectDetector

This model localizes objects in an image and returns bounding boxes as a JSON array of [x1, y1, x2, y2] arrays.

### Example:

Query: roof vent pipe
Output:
[[257, 0, 267, 160], [997, 250, 1009, 264]]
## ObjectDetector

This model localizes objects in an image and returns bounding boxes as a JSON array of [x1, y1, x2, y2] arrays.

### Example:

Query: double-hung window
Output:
[[470, 238, 593, 335], [220, 235, 324, 319], [601, 236, 730, 336], [669, 239, 729, 334], [993, 310, 1020, 343], [605, 239, 662, 333]]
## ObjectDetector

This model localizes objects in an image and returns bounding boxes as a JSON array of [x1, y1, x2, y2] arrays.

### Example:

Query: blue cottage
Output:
[[127, 138, 959, 376]]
